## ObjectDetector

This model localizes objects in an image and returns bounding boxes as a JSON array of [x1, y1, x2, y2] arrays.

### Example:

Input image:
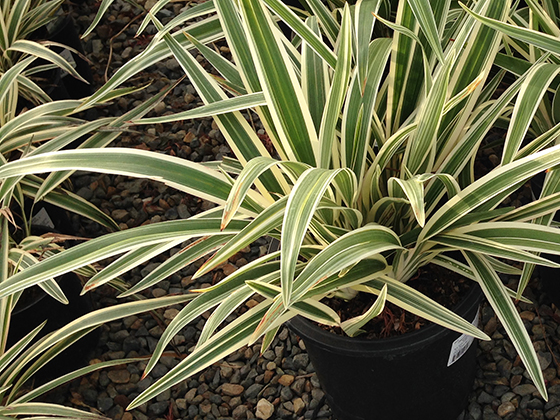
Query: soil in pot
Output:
[[288, 265, 483, 420]]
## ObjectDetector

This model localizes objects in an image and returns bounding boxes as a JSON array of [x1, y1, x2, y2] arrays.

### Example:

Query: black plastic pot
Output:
[[288, 283, 483, 420], [530, 176, 560, 308], [29, 15, 93, 102], [47, 15, 93, 100], [538, 254, 560, 308], [9, 199, 75, 239], [7, 202, 98, 384], [8, 271, 98, 384]]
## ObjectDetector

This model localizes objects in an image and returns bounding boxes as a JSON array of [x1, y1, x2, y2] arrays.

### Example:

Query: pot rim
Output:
[[287, 282, 482, 355]]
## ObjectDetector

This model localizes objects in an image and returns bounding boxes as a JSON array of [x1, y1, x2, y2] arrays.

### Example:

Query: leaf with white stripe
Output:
[[119, 235, 231, 297], [129, 302, 272, 409], [341, 284, 387, 337], [407, 0, 444, 62], [262, 0, 337, 68], [280, 168, 355, 306], [355, 275, 489, 340], [502, 63, 560, 164], [291, 224, 399, 303], [0, 218, 247, 299], [432, 232, 560, 267], [197, 197, 288, 278], [319, 5, 352, 169], [83, 241, 184, 292], [8, 40, 87, 83], [240, 0, 318, 166], [141, 258, 281, 378], [135, 93, 266, 125], [246, 281, 340, 326], [422, 143, 560, 241], [463, 251, 547, 400], [0, 149, 247, 209], [462, 3, 560, 57]]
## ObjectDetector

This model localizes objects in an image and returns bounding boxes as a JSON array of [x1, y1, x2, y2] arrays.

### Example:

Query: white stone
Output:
[[255, 398, 274, 420]]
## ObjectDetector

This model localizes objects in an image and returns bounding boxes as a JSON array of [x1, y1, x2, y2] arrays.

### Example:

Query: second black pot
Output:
[[7, 203, 98, 384], [530, 176, 560, 308], [8, 271, 99, 384], [538, 253, 560, 308], [288, 283, 482, 420]]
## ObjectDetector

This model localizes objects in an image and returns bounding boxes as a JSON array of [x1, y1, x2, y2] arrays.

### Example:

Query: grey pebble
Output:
[[97, 396, 113, 412]]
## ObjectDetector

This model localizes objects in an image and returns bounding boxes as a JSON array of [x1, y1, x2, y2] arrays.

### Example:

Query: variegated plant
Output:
[[1, 0, 560, 408], [0, 0, 92, 125], [0, 215, 195, 420], [0, 12, 199, 415], [0, 101, 199, 419], [461, 0, 560, 299]]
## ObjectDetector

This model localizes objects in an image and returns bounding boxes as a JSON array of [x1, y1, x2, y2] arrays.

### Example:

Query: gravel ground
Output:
[[38, 1, 560, 419]]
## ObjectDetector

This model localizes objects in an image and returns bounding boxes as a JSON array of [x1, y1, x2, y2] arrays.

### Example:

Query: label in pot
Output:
[[32, 207, 55, 229], [447, 308, 480, 367]]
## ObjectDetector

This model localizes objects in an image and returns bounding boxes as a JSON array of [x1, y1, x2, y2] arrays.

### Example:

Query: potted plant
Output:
[[474, 0, 560, 309], [0, 22, 202, 414], [0, 0, 95, 125], [2, 0, 560, 418], [0, 213, 195, 420], [0, 13, 196, 388]]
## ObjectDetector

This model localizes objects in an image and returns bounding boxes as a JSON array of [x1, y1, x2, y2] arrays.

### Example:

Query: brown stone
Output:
[[130, 319, 143, 330], [235, 258, 248, 267], [108, 369, 130, 384], [222, 263, 238, 276], [520, 311, 535, 321], [222, 383, 245, 396], [483, 316, 497, 335], [185, 388, 197, 403], [200, 401, 212, 415], [159, 199, 170, 210], [277, 374, 294, 387], [497, 402, 515, 417], [163, 308, 180, 320], [293, 397, 305, 415], [107, 186, 117, 197], [111, 209, 129, 222], [513, 384, 537, 396], [181, 276, 195, 287], [246, 299, 259, 308], [114, 394, 130, 408], [255, 398, 274, 419], [264, 370, 274, 383]]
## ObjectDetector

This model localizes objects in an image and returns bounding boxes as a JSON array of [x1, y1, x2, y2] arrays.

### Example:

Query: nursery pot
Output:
[[10, 199, 75, 238], [30, 15, 93, 102], [538, 254, 560, 309], [288, 283, 482, 420], [530, 174, 560, 308], [8, 271, 98, 384], [46, 15, 93, 100], [7, 203, 98, 383]]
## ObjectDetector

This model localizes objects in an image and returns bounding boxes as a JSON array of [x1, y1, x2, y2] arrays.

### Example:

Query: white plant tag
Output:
[[447, 307, 480, 367], [32, 207, 55, 229]]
